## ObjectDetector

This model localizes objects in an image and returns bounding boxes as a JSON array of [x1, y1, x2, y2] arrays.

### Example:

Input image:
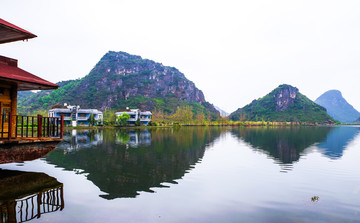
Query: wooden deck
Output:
[[0, 137, 62, 145]]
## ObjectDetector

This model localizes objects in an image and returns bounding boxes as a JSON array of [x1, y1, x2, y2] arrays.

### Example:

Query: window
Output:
[[1, 108, 11, 122], [78, 113, 87, 118]]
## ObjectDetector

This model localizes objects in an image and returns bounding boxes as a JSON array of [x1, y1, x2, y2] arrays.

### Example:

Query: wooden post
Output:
[[46, 117, 49, 137], [21, 116, 24, 137], [8, 112, 12, 140], [15, 115, 18, 139], [6, 200, 17, 223], [60, 185, 65, 210], [1, 113, 4, 138], [60, 115, 64, 139], [26, 116, 29, 137], [52, 118, 55, 137], [32, 116, 34, 137], [37, 115, 43, 138], [37, 192, 42, 218], [55, 118, 58, 137]]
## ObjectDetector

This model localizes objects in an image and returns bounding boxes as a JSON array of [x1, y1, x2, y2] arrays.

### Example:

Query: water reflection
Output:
[[115, 130, 151, 148], [56, 130, 103, 151], [317, 126, 360, 159], [45, 127, 223, 199], [0, 142, 58, 164], [2, 126, 360, 222], [231, 127, 333, 165], [0, 169, 64, 223]]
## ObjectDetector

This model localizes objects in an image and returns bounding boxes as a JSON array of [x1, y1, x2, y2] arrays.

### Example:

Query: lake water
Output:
[[1, 126, 360, 223]]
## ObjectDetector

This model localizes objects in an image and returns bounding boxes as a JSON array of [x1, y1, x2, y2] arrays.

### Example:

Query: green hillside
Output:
[[229, 84, 334, 122], [18, 51, 219, 119]]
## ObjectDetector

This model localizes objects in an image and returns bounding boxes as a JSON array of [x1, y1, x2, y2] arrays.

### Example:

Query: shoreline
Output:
[[64, 122, 359, 130]]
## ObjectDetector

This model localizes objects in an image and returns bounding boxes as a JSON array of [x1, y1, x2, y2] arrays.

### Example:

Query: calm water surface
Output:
[[1, 126, 360, 222]]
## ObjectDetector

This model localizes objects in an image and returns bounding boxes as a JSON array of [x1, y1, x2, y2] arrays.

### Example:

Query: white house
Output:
[[49, 104, 103, 126], [115, 108, 152, 126]]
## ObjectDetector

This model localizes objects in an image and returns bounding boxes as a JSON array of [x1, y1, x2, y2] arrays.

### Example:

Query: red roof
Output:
[[0, 56, 58, 90], [0, 18, 37, 44]]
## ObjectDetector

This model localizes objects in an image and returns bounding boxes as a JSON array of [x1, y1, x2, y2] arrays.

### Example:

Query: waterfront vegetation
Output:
[[76, 105, 339, 128], [20, 105, 343, 130]]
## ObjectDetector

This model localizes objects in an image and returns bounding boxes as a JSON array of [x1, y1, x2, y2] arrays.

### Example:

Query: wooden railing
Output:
[[0, 184, 64, 223], [0, 113, 64, 140]]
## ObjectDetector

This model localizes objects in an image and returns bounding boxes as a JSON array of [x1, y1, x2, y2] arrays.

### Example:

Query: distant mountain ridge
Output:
[[18, 51, 219, 118], [315, 90, 360, 123], [229, 84, 333, 122]]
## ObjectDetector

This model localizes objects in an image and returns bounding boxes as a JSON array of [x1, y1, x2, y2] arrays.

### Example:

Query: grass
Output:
[[64, 120, 337, 130]]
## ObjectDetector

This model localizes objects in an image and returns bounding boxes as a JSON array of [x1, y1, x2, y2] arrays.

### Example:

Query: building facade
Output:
[[49, 105, 103, 126], [115, 109, 152, 126], [0, 18, 61, 142]]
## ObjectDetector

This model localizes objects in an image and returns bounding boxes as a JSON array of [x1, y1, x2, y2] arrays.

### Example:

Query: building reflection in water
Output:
[[0, 169, 64, 223], [56, 130, 103, 151], [116, 130, 151, 148]]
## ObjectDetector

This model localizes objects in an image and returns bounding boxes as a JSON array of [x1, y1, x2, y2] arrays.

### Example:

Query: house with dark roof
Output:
[[49, 104, 103, 126], [115, 108, 152, 126]]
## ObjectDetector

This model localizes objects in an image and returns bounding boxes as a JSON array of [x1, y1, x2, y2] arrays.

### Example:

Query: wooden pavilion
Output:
[[0, 18, 63, 146]]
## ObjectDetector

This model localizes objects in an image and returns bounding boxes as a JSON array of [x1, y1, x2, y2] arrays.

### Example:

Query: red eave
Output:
[[0, 20, 57, 91], [0, 18, 37, 44], [0, 63, 58, 90]]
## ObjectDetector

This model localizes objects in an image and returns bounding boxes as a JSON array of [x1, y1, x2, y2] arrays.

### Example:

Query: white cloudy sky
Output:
[[1, 0, 360, 113]]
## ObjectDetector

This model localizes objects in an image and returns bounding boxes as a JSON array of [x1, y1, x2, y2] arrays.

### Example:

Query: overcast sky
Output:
[[1, 0, 360, 113]]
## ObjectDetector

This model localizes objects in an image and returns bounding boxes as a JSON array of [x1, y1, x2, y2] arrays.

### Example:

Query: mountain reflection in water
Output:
[[232, 127, 333, 164], [1, 126, 360, 222], [45, 127, 223, 199], [317, 126, 360, 159], [232, 126, 360, 168], [0, 169, 64, 223]]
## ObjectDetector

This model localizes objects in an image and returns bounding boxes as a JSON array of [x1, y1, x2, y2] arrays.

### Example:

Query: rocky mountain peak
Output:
[[17, 51, 219, 118], [315, 89, 360, 123], [95, 51, 185, 79], [229, 84, 332, 122], [274, 85, 299, 111]]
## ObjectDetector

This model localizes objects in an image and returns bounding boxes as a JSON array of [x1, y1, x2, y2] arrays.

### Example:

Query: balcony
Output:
[[0, 113, 64, 142], [77, 116, 89, 120]]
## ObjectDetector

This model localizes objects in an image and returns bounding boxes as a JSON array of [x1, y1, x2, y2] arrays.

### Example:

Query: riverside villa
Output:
[[115, 108, 152, 126], [49, 104, 103, 127]]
